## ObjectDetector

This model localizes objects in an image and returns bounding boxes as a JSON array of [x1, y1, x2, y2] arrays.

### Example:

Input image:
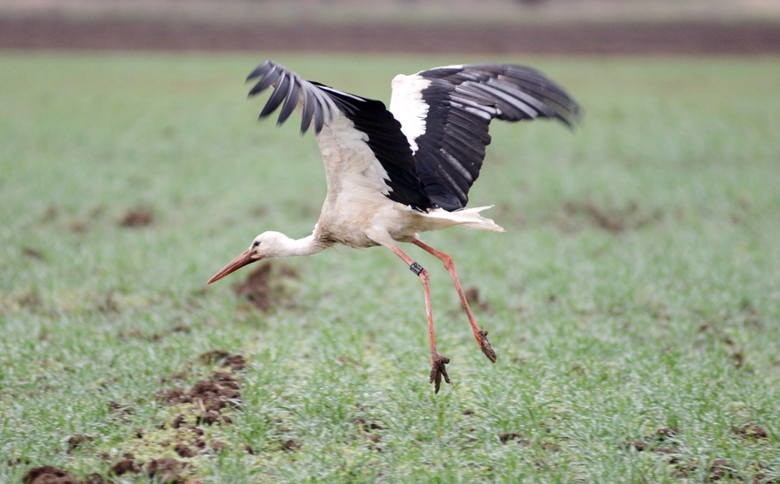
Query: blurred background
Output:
[[2, 0, 780, 54]]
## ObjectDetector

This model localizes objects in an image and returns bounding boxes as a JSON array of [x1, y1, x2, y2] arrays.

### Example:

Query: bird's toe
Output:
[[478, 330, 497, 363], [429, 353, 451, 393]]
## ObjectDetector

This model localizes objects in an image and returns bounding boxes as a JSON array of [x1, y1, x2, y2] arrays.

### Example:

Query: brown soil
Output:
[[107, 400, 134, 416], [110, 454, 142, 476], [22, 466, 78, 484], [498, 432, 527, 444], [174, 443, 196, 458], [160, 371, 241, 421], [82, 474, 106, 484], [280, 439, 302, 452], [732, 422, 768, 440], [197, 349, 246, 370], [233, 263, 298, 311], [708, 458, 737, 481], [119, 207, 154, 228], [463, 286, 493, 312], [66, 434, 93, 453], [2, 17, 780, 54], [21, 247, 45, 260], [146, 458, 188, 482], [561, 200, 662, 234]]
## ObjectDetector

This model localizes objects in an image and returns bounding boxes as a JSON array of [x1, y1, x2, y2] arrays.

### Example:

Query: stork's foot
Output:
[[478, 330, 497, 363], [429, 353, 451, 394]]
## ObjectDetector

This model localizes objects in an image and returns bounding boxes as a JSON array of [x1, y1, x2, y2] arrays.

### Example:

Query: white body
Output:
[[312, 114, 502, 250]]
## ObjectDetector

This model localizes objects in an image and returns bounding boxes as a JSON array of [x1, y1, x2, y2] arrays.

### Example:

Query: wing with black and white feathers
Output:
[[390, 64, 582, 211], [247, 60, 432, 211]]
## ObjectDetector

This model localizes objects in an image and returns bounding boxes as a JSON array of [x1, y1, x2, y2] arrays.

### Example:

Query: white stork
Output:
[[208, 60, 581, 392]]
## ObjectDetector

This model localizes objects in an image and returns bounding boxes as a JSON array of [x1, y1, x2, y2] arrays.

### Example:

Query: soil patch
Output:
[[463, 286, 493, 312], [27, 350, 247, 483], [160, 371, 241, 423], [708, 458, 737, 481], [499, 432, 528, 444], [82, 474, 105, 484], [109, 454, 141, 476], [732, 422, 768, 440], [146, 458, 188, 482], [233, 263, 299, 311], [198, 350, 246, 371], [21, 247, 45, 260], [67, 220, 88, 233], [22, 466, 78, 484], [280, 439, 302, 452], [199, 350, 247, 371], [2, 18, 780, 55], [107, 400, 134, 417], [66, 434, 93, 453], [560, 200, 662, 234], [118, 207, 154, 228]]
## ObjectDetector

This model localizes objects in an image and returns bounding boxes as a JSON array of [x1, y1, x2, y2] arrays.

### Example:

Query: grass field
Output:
[[1, 53, 779, 482]]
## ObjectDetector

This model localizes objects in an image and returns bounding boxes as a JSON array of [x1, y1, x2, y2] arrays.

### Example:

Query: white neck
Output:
[[277, 233, 329, 258]]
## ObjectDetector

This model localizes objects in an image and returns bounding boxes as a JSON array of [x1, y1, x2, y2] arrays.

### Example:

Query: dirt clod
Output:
[[67, 220, 88, 233], [732, 422, 768, 440], [110, 456, 141, 476], [463, 286, 493, 312], [655, 427, 678, 439], [198, 349, 230, 364], [626, 439, 647, 451], [146, 458, 186, 482], [22, 466, 77, 484], [174, 444, 196, 458], [107, 401, 133, 416], [82, 473, 105, 484], [671, 461, 698, 479], [171, 414, 186, 429], [22, 247, 45, 260], [198, 350, 247, 371], [66, 434, 92, 453], [119, 207, 154, 228], [280, 439, 301, 452], [223, 354, 247, 371], [233, 263, 298, 311], [161, 369, 242, 426], [709, 458, 736, 481], [352, 417, 384, 432], [499, 432, 527, 444], [561, 200, 662, 234]]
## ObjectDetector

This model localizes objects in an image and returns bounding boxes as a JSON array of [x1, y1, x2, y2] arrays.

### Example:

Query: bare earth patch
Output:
[[22, 466, 78, 484], [233, 263, 299, 311], [2, 18, 780, 54], [119, 207, 154, 228]]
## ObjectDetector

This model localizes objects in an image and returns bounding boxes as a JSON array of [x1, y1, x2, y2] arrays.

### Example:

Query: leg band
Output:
[[409, 262, 424, 276]]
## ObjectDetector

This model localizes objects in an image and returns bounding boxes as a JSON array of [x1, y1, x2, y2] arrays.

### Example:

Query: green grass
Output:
[[1, 52, 778, 482]]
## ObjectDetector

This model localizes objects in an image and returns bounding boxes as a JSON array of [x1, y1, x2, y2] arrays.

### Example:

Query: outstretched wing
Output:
[[247, 60, 432, 211], [390, 64, 582, 211]]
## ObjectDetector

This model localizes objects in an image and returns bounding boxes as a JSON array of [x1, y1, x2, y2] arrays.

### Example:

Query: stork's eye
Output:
[[251, 240, 261, 249]]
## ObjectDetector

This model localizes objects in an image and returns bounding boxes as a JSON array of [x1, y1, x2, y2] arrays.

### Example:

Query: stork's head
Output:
[[207, 231, 289, 284]]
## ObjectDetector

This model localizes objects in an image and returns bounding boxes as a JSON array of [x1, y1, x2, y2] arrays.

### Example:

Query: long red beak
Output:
[[207, 249, 260, 284]]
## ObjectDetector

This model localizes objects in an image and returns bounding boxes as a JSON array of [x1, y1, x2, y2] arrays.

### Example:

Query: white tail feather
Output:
[[424, 205, 505, 232]]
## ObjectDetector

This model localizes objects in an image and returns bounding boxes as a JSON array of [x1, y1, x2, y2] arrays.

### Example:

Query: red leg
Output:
[[386, 244, 451, 393], [413, 239, 497, 363]]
